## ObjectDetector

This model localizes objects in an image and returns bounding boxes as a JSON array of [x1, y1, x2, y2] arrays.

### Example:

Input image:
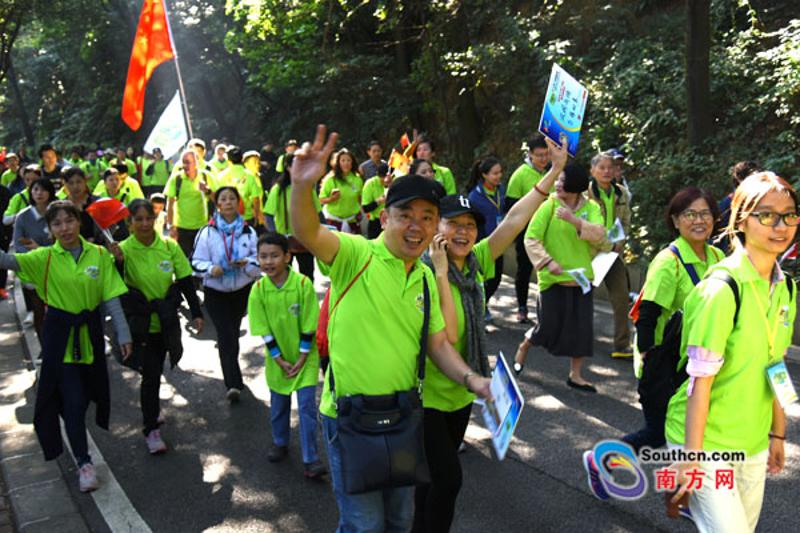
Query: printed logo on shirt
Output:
[[83, 265, 100, 280], [288, 303, 300, 316], [159, 260, 173, 273], [415, 292, 425, 313]]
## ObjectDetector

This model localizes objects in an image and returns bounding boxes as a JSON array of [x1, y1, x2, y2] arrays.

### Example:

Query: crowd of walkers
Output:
[[0, 124, 793, 532]]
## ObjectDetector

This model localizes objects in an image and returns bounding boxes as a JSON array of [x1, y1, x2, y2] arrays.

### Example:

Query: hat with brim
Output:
[[439, 194, 485, 226], [385, 174, 445, 209]]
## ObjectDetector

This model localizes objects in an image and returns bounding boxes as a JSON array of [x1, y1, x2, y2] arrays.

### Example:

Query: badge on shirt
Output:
[[607, 218, 626, 243], [159, 260, 173, 273], [766, 360, 798, 410], [84, 265, 100, 279], [289, 303, 300, 316]]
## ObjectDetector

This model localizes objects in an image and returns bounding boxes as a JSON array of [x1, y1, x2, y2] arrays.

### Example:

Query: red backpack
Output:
[[315, 256, 372, 358]]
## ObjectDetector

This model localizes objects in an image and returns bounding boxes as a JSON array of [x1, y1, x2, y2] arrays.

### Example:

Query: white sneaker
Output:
[[145, 429, 167, 455], [22, 311, 34, 327], [78, 463, 99, 493], [226, 388, 241, 403]]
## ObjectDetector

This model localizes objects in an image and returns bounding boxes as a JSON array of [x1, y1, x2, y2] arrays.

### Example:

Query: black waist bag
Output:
[[331, 277, 431, 494]]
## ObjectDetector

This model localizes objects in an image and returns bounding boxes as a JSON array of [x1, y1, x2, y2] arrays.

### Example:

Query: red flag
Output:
[[121, 0, 175, 131], [87, 198, 130, 229]]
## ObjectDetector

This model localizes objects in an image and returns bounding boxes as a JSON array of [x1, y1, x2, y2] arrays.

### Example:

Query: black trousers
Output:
[[514, 233, 533, 310], [622, 344, 672, 452], [61, 363, 91, 465], [483, 255, 504, 306], [413, 404, 472, 533], [204, 284, 251, 391], [293, 251, 315, 281], [176, 227, 199, 260], [140, 334, 167, 434]]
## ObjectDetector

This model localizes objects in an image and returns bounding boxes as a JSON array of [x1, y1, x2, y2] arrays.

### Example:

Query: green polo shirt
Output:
[[424, 239, 494, 412], [432, 162, 457, 195], [597, 185, 616, 229], [217, 165, 262, 220], [248, 270, 320, 395], [210, 158, 230, 176], [1, 169, 18, 187], [4, 190, 30, 217], [79, 160, 107, 190], [665, 249, 797, 456], [319, 233, 445, 418], [525, 196, 603, 291], [141, 160, 170, 188], [93, 177, 144, 201], [119, 233, 193, 332], [16, 237, 127, 363], [641, 237, 724, 346], [506, 163, 547, 199], [361, 176, 387, 219], [320, 172, 363, 219], [111, 158, 138, 177], [264, 184, 321, 235], [163, 171, 212, 230]]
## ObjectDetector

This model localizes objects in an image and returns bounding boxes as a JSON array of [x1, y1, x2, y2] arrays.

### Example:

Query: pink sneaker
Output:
[[145, 429, 168, 455], [78, 463, 99, 493]]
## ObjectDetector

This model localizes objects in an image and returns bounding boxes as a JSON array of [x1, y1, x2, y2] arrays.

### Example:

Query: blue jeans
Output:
[[271, 386, 319, 464], [322, 415, 414, 533]]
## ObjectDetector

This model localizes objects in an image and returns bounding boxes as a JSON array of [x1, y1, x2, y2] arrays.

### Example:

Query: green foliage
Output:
[[1, 0, 799, 263]]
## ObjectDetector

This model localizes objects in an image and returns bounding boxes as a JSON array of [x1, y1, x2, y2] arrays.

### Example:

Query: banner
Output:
[[538, 63, 589, 157], [143, 91, 188, 159]]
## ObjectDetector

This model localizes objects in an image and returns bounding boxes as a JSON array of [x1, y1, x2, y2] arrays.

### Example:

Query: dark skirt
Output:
[[526, 284, 593, 358]]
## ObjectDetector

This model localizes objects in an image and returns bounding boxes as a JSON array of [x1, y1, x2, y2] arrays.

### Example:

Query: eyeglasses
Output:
[[749, 211, 800, 227], [679, 209, 714, 222]]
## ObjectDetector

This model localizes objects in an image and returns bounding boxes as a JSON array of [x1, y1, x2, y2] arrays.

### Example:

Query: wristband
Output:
[[769, 433, 786, 440], [462, 370, 476, 389], [534, 184, 548, 196]]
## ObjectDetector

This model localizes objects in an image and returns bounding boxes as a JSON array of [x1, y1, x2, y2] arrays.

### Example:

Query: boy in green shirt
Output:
[[248, 232, 325, 478]]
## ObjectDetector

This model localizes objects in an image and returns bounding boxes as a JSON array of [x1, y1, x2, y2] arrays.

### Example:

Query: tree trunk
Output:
[[7, 61, 35, 146], [686, 0, 712, 147]]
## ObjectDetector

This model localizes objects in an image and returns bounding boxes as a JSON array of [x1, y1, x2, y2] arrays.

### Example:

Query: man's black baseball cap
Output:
[[385, 175, 446, 209]]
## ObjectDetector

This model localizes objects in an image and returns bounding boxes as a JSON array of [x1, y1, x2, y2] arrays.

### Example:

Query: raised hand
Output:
[[429, 234, 449, 276], [546, 137, 569, 170], [291, 124, 339, 188]]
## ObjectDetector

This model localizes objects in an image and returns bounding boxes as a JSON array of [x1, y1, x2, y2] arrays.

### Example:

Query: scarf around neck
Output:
[[422, 251, 490, 377], [214, 213, 245, 270]]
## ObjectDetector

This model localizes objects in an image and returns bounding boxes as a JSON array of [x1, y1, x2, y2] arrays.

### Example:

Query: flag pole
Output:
[[161, 0, 194, 140]]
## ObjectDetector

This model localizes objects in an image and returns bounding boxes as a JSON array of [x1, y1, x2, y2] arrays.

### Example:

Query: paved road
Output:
[[4, 272, 800, 532]]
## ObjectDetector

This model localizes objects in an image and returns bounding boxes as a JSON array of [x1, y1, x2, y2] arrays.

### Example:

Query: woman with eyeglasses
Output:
[[619, 188, 724, 453], [666, 172, 797, 531]]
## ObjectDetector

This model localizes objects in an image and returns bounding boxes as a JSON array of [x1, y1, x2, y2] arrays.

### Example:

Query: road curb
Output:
[[0, 278, 89, 533]]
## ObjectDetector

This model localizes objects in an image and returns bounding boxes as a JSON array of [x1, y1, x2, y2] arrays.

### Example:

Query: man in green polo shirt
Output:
[[505, 133, 551, 323], [587, 151, 632, 358], [290, 125, 491, 533], [164, 150, 214, 258]]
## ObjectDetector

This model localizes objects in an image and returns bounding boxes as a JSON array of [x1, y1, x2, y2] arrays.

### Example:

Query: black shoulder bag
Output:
[[330, 276, 431, 495]]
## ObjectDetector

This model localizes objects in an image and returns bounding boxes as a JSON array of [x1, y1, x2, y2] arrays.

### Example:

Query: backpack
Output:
[[635, 245, 794, 397], [315, 256, 372, 358]]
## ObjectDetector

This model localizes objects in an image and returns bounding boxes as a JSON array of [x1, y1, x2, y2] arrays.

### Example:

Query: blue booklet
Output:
[[538, 63, 589, 157], [477, 352, 525, 461]]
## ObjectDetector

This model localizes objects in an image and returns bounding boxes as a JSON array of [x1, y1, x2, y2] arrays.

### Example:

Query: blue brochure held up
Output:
[[538, 63, 589, 157], [477, 352, 525, 461]]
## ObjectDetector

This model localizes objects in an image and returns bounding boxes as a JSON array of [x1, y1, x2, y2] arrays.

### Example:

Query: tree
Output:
[[0, 1, 29, 85], [686, 0, 712, 147]]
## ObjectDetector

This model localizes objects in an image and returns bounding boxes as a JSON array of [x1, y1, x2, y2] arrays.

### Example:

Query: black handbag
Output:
[[330, 277, 431, 494]]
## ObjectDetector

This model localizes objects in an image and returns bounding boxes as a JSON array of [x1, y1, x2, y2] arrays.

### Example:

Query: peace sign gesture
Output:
[[290, 125, 339, 188]]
